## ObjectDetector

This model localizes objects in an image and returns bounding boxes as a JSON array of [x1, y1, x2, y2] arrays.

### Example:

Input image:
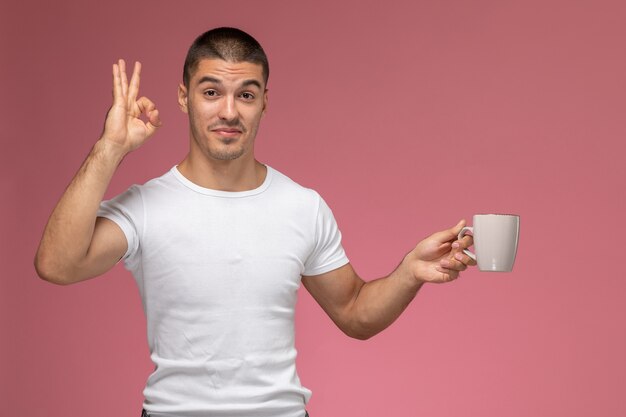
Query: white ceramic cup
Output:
[[457, 214, 520, 272]]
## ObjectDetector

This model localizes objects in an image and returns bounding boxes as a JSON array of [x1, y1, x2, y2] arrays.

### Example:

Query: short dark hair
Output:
[[183, 27, 269, 88]]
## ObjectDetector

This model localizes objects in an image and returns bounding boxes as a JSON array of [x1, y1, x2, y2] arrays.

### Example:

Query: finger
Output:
[[137, 96, 162, 135], [147, 109, 162, 129], [440, 257, 468, 271], [450, 219, 466, 235], [434, 266, 459, 282], [437, 241, 452, 252], [431, 219, 466, 245], [137, 96, 160, 123], [137, 96, 155, 113], [452, 234, 473, 251], [119, 59, 128, 98], [454, 251, 477, 267], [460, 234, 473, 250], [112, 63, 124, 105], [128, 61, 142, 104]]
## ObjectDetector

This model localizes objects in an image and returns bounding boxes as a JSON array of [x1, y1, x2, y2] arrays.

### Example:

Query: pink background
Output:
[[2, 0, 625, 416]]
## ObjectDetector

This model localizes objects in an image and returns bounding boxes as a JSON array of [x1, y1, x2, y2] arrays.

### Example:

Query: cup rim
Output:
[[475, 213, 520, 217]]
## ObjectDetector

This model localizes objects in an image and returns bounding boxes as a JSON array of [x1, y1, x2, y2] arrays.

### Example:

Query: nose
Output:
[[217, 95, 238, 122]]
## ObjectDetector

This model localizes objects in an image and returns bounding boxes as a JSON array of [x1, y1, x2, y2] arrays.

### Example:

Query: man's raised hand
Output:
[[101, 59, 161, 154]]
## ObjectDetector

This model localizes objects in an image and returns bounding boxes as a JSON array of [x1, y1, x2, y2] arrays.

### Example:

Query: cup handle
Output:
[[457, 226, 476, 261]]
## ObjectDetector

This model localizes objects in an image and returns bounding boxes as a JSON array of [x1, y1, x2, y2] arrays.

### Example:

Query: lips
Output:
[[212, 127, 242, 137]]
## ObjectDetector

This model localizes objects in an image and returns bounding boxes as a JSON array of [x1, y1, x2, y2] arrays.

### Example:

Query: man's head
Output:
[[183, 27, 269, 89], [178, 28, 269, 164]]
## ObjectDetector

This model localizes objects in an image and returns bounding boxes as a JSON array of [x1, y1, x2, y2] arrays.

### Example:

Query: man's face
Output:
[[178, 58, 268, 162]]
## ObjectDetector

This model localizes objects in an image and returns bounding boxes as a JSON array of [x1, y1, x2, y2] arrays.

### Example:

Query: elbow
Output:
[[348, 331, 374, 341], [34, 251, 73, 286], [336, 304, 382, 340], [342, 317, 378, 341]]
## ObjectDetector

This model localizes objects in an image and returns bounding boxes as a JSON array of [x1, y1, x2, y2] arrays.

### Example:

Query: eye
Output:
[[203, 89, 218, 97], [240, 92, 255, 100]]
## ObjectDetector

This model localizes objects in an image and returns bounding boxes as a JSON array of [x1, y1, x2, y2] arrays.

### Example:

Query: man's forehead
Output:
[[191, 58, 265, 86]]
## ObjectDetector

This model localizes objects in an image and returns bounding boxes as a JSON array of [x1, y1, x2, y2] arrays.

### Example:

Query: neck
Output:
[[177, 154, 267, 192]]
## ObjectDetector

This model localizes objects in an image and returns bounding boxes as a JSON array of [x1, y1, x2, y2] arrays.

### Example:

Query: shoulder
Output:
[[121, 167, 185, 202], [137, 167, 179, 190], [101, 168, 178, 210], [267, 166, 322, 203]]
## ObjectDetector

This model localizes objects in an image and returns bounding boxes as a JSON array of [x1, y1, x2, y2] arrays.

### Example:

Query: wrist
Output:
[[398, 255, 425, 290], [94, 137, 130, 164]]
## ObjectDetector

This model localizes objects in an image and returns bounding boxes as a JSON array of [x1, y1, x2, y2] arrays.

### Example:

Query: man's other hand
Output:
[[405, 219, 477, 284]]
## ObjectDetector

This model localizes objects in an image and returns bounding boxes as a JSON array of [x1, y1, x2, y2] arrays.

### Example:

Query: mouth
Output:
[[212, 128, 242, 138]]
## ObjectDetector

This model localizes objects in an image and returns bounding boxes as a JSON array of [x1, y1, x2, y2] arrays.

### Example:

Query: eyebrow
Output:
[[197, 76, 262, 90]]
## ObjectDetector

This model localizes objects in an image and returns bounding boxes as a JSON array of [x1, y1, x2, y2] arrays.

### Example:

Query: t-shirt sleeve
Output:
[[303, 194, 350, 276], [96, 185, 143, 264]]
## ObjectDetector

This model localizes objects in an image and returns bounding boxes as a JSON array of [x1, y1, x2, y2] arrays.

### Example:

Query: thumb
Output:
[[431, 219, 466, 246], [450, 219, 466, 235], [146, 109, 162, 133]]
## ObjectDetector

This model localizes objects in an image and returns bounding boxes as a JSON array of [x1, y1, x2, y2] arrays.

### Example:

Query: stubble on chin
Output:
[[208, 146, 245, 161]]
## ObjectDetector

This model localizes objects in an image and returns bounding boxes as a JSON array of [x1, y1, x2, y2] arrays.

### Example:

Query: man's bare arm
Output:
[[302, 220, 476, 340], [34, 60, 161, 285]]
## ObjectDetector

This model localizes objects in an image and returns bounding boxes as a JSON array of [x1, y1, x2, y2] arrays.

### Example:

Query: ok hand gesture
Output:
[[101, 59, 161, 154]]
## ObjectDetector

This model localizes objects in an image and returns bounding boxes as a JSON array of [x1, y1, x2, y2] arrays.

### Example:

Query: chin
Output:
[[208, 148, 246, 161]]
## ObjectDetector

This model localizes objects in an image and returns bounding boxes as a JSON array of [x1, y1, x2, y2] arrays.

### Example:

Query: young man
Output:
[[35, 27, 475, 417]]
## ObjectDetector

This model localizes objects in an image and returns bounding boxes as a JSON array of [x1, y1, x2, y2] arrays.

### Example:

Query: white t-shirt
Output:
[[98, 165, 349, 417]]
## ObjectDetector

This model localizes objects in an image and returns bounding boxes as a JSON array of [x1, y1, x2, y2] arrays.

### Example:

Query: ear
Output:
[[261, 89, 269, 117], [178, 83, 189, 114]]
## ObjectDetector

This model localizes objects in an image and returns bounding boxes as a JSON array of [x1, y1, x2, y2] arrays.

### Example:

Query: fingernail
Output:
[[452, 242, 460, 249], [454, 253, 463, 261]]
